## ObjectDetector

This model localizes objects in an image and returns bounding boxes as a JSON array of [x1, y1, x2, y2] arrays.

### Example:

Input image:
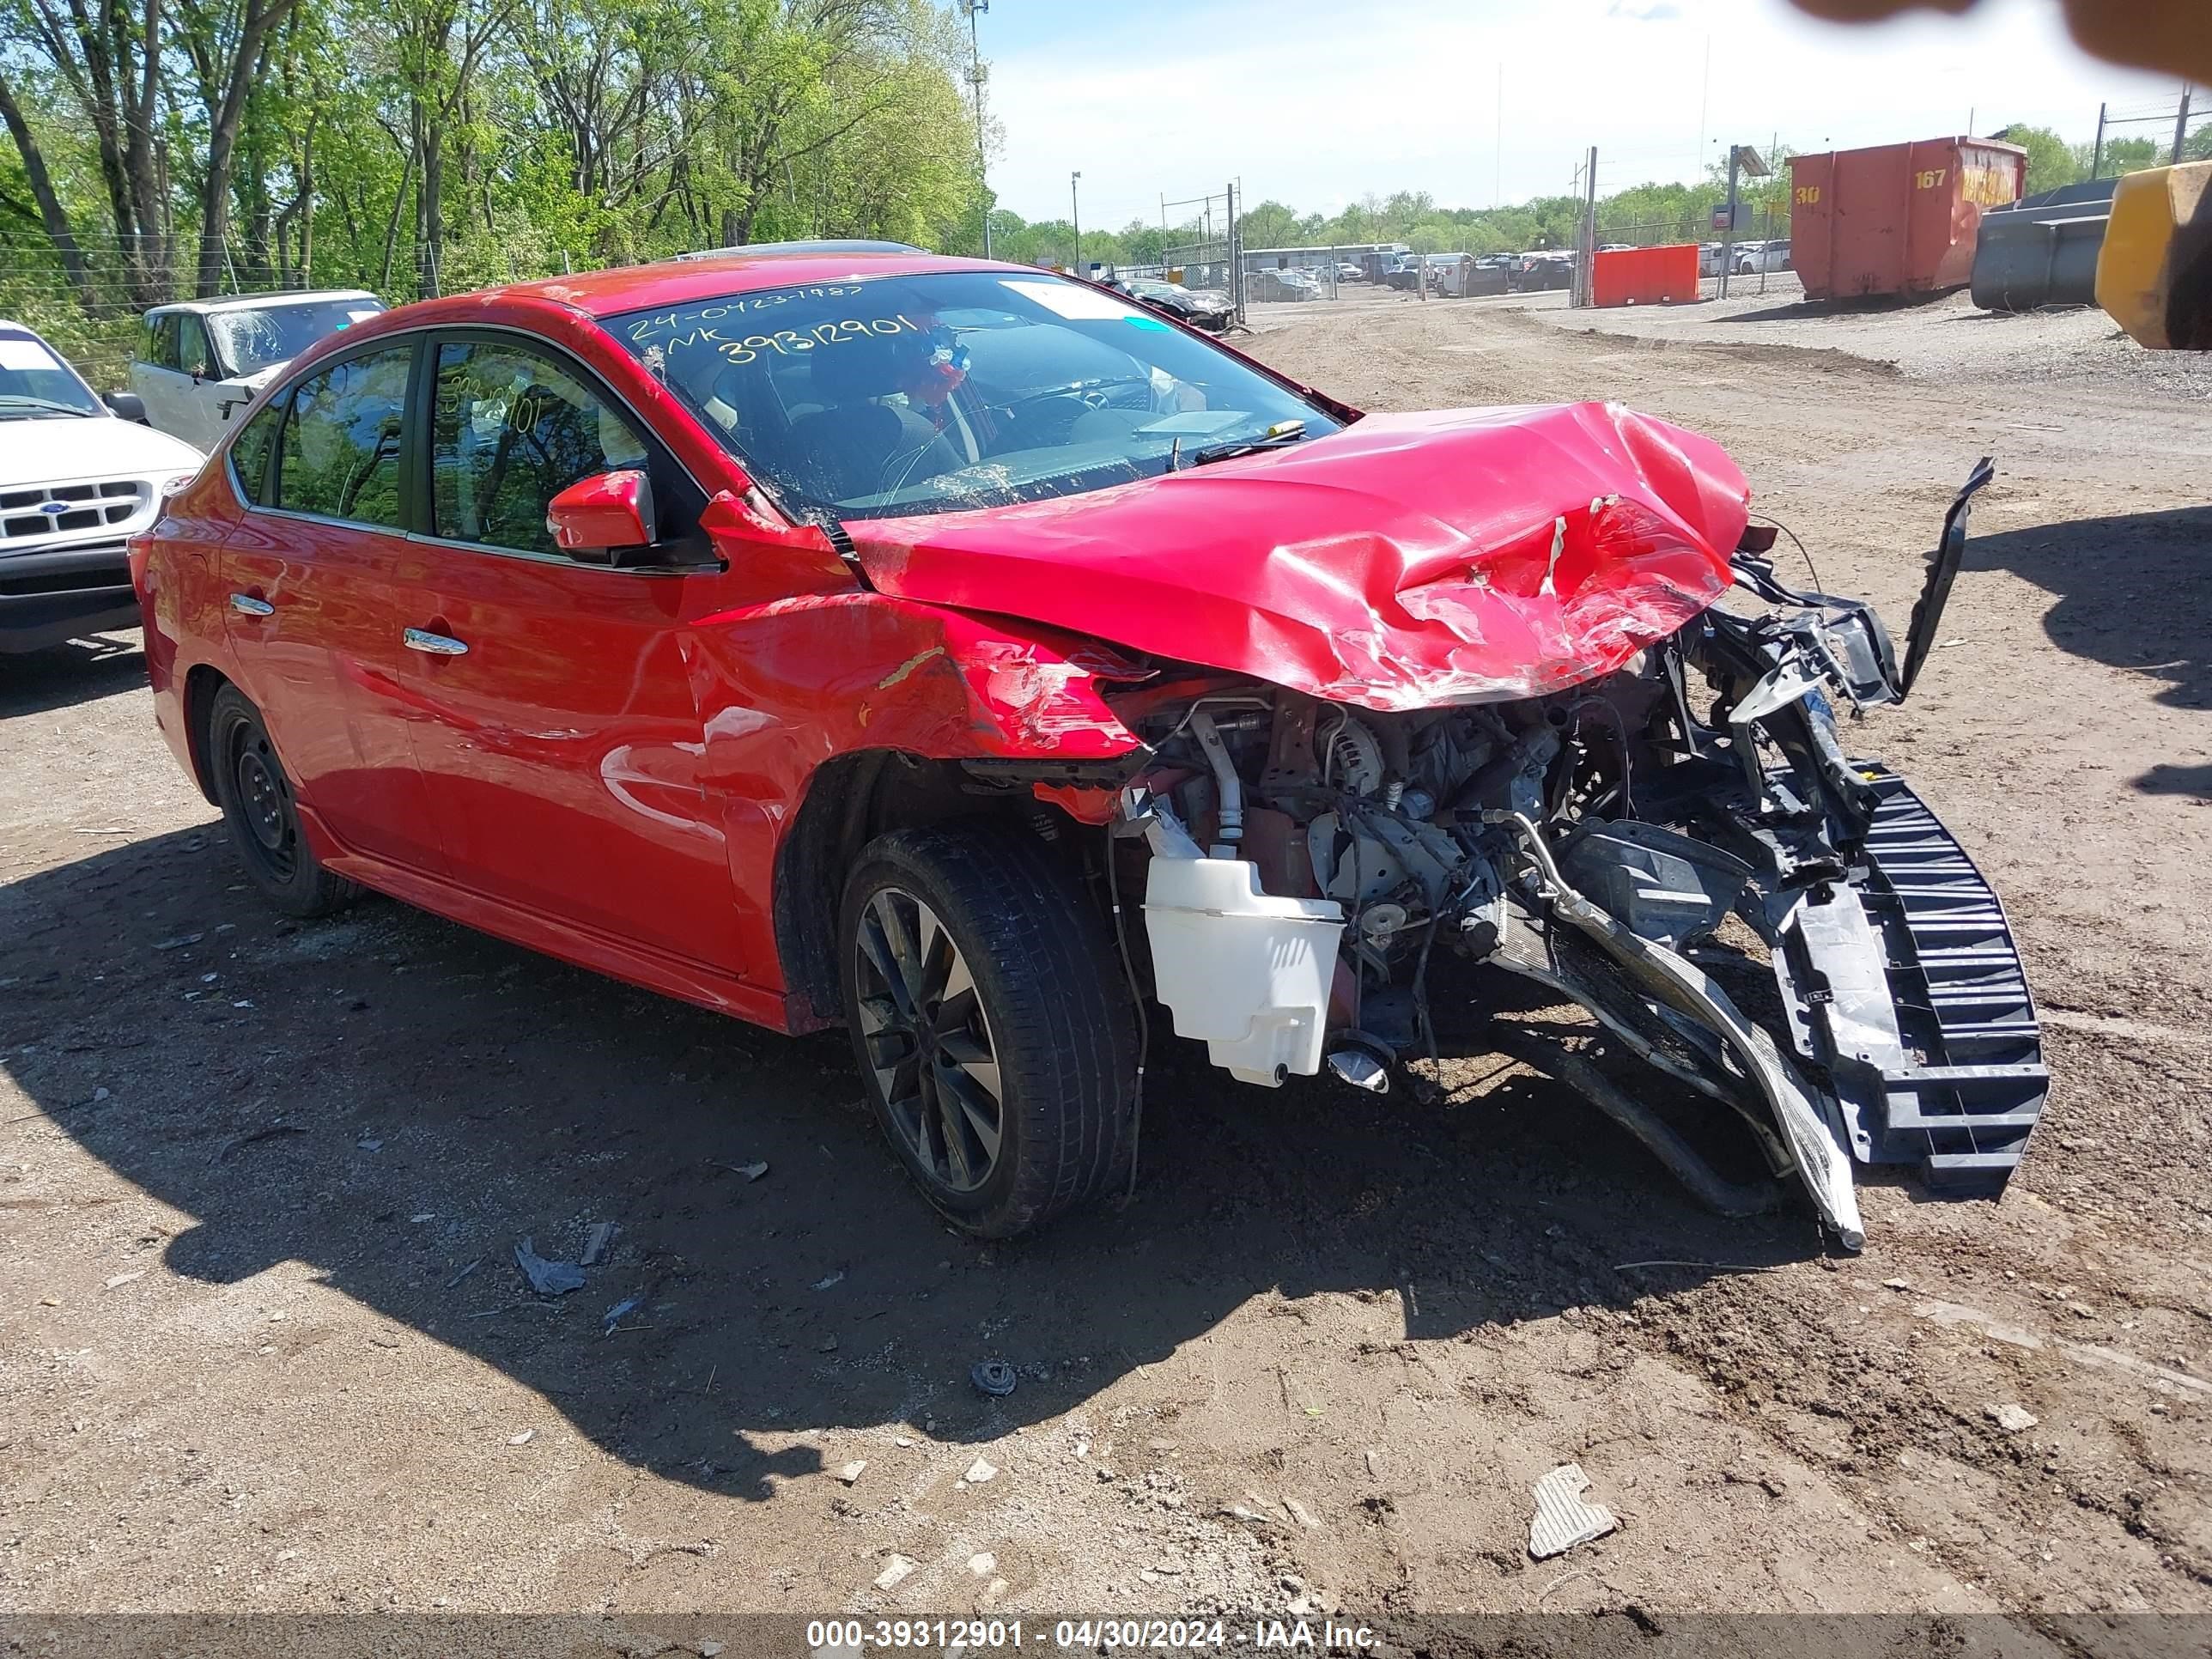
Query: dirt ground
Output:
[[4, 285, 2211, 1630]]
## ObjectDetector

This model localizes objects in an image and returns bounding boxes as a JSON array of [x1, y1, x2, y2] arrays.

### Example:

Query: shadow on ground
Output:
[[1966, 505, 2212, 795], [2, 827, 1823, 1500], [0, 634, 146, 719]]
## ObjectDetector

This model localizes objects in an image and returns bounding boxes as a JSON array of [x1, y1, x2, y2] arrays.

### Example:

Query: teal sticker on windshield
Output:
[[1124, 314, 1170, 331]]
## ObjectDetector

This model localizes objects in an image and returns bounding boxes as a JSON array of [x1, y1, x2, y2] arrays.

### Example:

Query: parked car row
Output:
[[1107, 276, 1235, 331], [1730, 239, 1794, 275]]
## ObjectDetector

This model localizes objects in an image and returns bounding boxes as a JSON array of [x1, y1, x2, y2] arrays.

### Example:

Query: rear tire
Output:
[[207, 684, 357, 919], [839, 823, 1136, 1238]]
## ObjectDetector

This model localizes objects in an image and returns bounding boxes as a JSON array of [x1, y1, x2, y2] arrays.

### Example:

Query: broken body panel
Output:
[[851, 403, 1749, 711]]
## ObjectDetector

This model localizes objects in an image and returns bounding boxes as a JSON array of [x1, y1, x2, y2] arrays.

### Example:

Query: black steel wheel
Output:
[[838, 823, 1136, 1237], [207, 684, 357, 918]]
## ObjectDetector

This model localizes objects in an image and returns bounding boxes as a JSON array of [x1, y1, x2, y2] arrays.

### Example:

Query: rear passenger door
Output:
[[221, 338, 445, 874], [396, 329, 741, 972]]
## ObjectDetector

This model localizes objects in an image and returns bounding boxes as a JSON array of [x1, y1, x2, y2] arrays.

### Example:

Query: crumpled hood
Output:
[[850, 401, 1749, 710]]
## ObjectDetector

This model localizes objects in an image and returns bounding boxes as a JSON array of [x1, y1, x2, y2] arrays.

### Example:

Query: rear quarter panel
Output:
[[134, 466, 246, 794]]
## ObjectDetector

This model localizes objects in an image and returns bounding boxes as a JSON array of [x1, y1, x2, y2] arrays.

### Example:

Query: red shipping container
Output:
[[1790, 137, 2026, 301], [1591, 243, 1700, 307]]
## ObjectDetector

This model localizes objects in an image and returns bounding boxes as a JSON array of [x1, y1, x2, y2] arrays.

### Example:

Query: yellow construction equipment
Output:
[[2094, 159, 2212, 351]]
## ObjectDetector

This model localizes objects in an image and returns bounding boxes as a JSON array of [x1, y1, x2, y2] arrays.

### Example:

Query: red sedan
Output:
[[133, 244, 2041, 1247]]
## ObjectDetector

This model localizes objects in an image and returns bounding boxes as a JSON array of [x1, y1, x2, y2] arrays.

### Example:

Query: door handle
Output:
[[404, 627, 468, 657], [228, 593, 274, 617]]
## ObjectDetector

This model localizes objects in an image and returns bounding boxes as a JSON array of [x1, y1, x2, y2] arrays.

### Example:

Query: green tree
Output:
[[1998, 125, 2081, 192]]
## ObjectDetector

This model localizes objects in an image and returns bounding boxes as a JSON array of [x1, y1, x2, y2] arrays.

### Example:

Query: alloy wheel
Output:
[[852, 886, 1005, 1194]]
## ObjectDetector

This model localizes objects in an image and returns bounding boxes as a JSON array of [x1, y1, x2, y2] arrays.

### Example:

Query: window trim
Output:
[[223, 320, 716, 574], [423, 325, 662, 560], [176, 313, 216, 380]]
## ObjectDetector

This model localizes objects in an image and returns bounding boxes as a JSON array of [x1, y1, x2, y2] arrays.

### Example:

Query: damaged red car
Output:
[[133, 245, 2046, 1249]]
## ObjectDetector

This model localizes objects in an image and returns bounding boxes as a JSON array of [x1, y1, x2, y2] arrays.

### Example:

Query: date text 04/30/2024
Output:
[[804, 1619, 1381, 1650]]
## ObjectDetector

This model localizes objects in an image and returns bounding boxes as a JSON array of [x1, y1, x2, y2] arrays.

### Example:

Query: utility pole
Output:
[[2176, 86, 2195, 164], [2091, 101, 2107, 178], [1226, 179, 1245, 324], [1719, 144, 1741, 299], [963, 1, 991, 257], [1575, 145, 1597, 307], [1070, 170, 1082, 273]]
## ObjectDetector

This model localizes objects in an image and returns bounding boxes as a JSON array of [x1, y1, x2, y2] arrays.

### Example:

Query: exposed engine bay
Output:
[[1103, 459, 2045, 1251]]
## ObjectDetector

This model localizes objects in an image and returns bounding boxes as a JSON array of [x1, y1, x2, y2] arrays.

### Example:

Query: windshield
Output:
[[0, 325, 102, 416], [605, 270, 1338, 521], [205, 297, 385, 377]]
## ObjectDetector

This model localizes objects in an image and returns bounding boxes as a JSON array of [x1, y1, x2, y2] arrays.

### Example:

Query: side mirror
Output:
[[104, 390, 149, 424], [547, 470, 657, 561]]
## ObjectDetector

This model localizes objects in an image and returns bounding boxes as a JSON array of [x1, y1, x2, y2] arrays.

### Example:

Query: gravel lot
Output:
[[3, 286, 2210, 1632]]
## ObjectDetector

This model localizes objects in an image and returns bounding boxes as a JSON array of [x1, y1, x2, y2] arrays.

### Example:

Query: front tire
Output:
[[207, 684, 357, 918], [838, 823, 1136, 1238]]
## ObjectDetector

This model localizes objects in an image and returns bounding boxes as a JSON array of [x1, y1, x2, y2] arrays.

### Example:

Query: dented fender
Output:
[[682, 590, 1143, 997]]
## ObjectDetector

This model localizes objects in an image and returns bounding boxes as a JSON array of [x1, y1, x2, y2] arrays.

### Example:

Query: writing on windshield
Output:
[[604, 271, 1334, 521]]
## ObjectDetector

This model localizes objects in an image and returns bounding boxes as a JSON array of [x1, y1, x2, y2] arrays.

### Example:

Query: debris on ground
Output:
[[962, 1456, 998, 1485], [971, 1359, 1017, 1397], [443, 1258, 482, 1291], [812, 1270, 844, 1291], [102, 1269, 145, 1290], [1283, 1496, 1322, 1530], [507, 1430, 535, 1446], [872, 1554, 916, 1591], [356, 1137, 381, 1152], [580, 1222, 617, 1267], [513, 1237, 586, 1297], [1987, 1403, 2039, 1432], [968, 1552, 996, 1576], [602, 1296, 642, 1336], [714, 1160, 769, 1181], [817, 1334, 839, 1353], [1528, 1462, 1619, 1559], [837, 1460, 867, 1486]]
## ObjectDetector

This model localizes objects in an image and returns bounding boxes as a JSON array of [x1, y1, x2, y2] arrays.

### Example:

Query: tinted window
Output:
[[605, 271, 1336, 520], [177, 315, 213, 379], [229, 399, 283, 505], [430, 337, 647, 556], [273, 345, 412, 527], [149, 316, 179, 372]]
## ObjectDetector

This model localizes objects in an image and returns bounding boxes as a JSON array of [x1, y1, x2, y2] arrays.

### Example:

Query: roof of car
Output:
[[145, 289, 379, 317], [410, 248, 1030, 324]]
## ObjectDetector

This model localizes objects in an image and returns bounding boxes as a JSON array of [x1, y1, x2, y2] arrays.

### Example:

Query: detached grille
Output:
[[2, 479, 147, 541]]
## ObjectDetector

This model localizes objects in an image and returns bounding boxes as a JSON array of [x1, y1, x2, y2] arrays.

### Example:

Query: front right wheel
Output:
[[838, 823, 1137, 1238]]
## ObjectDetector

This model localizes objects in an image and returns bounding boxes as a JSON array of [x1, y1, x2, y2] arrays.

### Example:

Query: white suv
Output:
[[129, 289, 383, 450], [2, 319, 204, 653]]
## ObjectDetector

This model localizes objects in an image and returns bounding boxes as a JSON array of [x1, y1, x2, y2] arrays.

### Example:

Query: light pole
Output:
[[1071, 170, 1082, 273], [962, 1, 991, 257]]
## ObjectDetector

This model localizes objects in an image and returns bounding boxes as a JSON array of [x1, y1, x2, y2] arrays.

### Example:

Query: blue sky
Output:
[[971, 0, 2181, 226]]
